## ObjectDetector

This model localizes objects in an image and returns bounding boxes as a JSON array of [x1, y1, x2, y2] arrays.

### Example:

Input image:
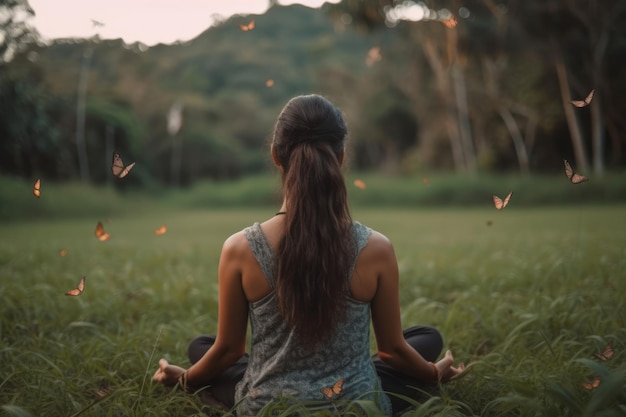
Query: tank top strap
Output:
[[349, 221, 372, 280], [243, 222, 277, 287]]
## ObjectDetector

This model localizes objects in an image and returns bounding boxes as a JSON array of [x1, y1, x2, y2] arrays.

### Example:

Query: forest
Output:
[[1, 0, 625, 188]]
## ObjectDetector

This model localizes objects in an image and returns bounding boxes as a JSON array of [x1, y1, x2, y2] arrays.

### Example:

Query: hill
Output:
[[3, 3, 389, 185]]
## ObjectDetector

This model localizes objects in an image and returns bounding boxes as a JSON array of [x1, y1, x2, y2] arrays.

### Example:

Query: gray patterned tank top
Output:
[[234, 221, 392, 416]]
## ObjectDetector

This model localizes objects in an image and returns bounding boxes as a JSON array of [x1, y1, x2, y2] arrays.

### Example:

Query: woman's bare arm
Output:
[[368, 231, 463, 384], [153, 232, 249, 387]]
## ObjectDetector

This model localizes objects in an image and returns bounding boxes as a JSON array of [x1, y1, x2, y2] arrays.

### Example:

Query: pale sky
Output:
[[27, 0, 340, 46]]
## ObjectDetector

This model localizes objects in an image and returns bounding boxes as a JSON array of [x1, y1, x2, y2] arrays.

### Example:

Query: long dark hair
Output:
[[272, 94, 354, 345]]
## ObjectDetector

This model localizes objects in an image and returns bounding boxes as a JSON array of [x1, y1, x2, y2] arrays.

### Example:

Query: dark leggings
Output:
[[187, 325, 443, 415]]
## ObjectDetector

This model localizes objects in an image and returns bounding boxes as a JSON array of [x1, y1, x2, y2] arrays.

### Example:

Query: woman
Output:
[[153, 94, 464, 416]]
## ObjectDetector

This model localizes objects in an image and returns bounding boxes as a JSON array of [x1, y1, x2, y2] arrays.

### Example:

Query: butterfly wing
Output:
[[95, 221, 111, 241], [441, 16, 457, 28], [95, 221, 105, 238], [320, 378, 344, 399], [33, 178, 41, 198], [65, 276, 86, 296], [112, 152, 135, 178], [502, 191, 513, 208], [493, 195, 503, 210], [596, 342, 614, 361], [112, 152, 124, 176], [571, 173, 589, 184], [564, 159, 574, 179], [581, 377, 601, 390], [118, 161, 135, 178], [239, 20, 255, 31], [564, 159, 589, 184], [320, 387, 332, 398], [154, 224, 167, 235], [332, 378, 344, 395], [570, 89, 595, 107], [493, 192, 512, 210]]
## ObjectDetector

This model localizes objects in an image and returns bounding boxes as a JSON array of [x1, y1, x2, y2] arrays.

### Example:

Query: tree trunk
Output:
[[75, 48, 92, 182], [498, 107, 530, 175], [590, 31, 609, 176], [553, 50, 589, 171], [422, 37, 466, 173], [481, 57, 531, 175], [451, 64, 477, 175], [590, 97, 604, 175]]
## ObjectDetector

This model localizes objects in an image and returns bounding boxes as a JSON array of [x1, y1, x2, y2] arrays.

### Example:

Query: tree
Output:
[[328, 0, 479, 175], [510, 0, 626, 175], [0, 0, 37, 64], [0, 72, 61, 178]]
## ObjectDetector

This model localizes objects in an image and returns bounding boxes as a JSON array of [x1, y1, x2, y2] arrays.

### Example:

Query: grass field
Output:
[[1, 205, 625, 416]]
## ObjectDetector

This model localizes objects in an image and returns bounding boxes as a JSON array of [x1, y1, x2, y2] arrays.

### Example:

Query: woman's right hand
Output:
[[153, 358, 186, 387], [435, 350, 465, 383]]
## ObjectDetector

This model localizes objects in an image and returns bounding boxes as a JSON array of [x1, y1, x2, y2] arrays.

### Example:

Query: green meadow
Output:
[[1, 177, 625, 416]]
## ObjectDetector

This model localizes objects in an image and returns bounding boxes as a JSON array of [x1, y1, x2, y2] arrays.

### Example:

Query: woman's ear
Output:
[[271, 146, 281, 167]]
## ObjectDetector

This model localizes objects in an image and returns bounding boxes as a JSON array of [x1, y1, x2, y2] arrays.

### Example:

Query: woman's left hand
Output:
[[153, 358, 186, 387], [435, 350, 465, 383]]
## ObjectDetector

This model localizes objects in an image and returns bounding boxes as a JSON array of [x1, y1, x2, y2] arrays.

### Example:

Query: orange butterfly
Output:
[[95, 221, 111, 241], [564, 159, 589, 184], [154, 224, 167, 235], [493, 191, 512, 210], [239, 20, 255, 31], [365, 46, 382, 66], [111, 152, 135, 179], [266, 79, 275, 88], [65, 276, 86, 296], [33, 178, 41, 198], [59, 249, 68, 257], [320, 378, 344, 399], [581, 377, 601, 390], [93, 386, 115, 399], [354, 179, 366, 190], [441, 16, 458, 28], [570, 89, 595, 108], [596, 342, 614, 361]]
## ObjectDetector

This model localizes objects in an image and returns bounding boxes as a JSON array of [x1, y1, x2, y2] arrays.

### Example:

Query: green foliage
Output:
[[2, 172, 626, 222], [0, 0, 37, 63], [1, 4, 388, 185], [0, 73, 62, 178], [0, 176, 159, 222], [3, 1, 626, 185]]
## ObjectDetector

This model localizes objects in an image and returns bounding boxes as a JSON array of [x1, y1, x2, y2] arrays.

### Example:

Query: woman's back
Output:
[[234, 221, 392, 416], [152, 95, 463, 417]]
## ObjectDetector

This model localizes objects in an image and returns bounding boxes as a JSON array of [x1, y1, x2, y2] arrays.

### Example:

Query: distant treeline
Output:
[[1, 0, 625, 189]]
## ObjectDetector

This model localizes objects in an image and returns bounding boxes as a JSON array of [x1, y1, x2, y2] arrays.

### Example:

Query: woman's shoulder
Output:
[[222, 221, 273, 260], [222, 226, 253, 255], [353, 221, 392, 247]]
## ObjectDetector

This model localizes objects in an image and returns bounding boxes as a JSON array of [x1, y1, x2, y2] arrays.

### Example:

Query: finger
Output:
[[158, 358, 169, 370], [438, 350, 454, 368], [153, 368, 164, 382]]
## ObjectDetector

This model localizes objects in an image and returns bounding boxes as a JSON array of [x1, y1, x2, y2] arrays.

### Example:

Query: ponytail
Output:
[[272, 95, 353, 345]]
